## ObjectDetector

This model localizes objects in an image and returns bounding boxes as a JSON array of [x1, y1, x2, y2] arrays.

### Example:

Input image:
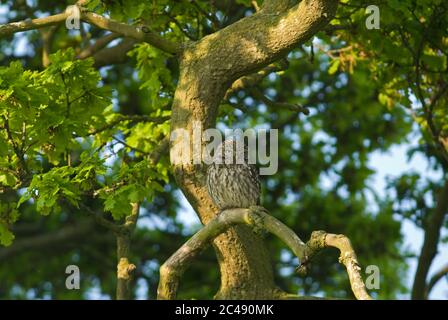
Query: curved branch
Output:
[[297, 231, 372, 300], [426, 263, 448, 298], [157, 206, 371, 300]]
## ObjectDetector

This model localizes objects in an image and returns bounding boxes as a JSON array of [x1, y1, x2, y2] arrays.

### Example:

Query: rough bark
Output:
[[169, 0, 338, 299]]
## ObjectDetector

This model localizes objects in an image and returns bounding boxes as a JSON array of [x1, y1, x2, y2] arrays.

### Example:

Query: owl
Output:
[[206, 139, 261, 211]]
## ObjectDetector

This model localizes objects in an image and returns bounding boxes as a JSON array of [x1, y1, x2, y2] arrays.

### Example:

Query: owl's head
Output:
[[212, 139, 255, 165]]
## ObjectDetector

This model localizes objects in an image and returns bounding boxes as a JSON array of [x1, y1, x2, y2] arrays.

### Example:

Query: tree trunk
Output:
[[169, 0, 338, 299]]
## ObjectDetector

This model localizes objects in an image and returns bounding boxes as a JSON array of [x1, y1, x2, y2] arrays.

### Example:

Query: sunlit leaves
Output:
[[128, 43, 174, 110], [0, 202, 19, 246], [97, 159, 168, 220]]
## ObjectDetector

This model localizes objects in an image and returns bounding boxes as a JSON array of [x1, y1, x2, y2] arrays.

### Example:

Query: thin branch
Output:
[[251, 88, 310, 115], [2, 115, 28, 175], [77, 32, 121, 59], [0, 221, 94, 260], [189, 1, 220, 31], [426, 263, 448, 298], [164, 12, 196, 41], [224, 60, 289, 99], [113, 136, 151, 156], [0, 7, 181, 55], [296, 230, 372, 300]]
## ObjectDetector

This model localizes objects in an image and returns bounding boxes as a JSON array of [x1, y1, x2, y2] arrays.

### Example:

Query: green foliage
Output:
[[0, 0, 447, 300], [0, 202, 19, 246]]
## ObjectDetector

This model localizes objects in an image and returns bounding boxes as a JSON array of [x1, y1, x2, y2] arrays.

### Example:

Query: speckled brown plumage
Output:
[[206, 139, 260, 210]]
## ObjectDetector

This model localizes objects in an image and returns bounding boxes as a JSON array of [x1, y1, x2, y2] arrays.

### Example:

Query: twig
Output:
[[40, 25, 59, 67], [113, 136, 151, 156], [189, 1, 220, 31], [224, 60, 289, 99]]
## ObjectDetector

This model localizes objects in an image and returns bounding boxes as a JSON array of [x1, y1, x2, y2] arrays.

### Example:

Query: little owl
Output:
[[206, 139, 260, 210]]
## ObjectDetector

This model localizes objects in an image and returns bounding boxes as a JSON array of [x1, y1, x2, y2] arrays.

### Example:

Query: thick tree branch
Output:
[[92, 38, 138, 67], [224, 60, 289, 99], [157, 206, 370, 300]]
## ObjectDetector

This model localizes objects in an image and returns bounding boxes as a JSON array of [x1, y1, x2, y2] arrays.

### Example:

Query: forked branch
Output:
[[157, 206, 372, 300]]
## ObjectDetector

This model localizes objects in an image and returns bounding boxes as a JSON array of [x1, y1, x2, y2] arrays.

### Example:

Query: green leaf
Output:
[[328, 59, 340, 75]]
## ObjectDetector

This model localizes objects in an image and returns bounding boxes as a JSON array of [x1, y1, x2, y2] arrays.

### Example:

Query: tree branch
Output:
[[296, 230, 372, 300], [426, 262, 448, 298], [0, 12, 69, 36], [224, 60, 289, 100], [40, 25, 59, 67], [116, 202, 139, 300], [0, 7, 181, 55], [412, 178, 448, 299], [88, 114, 170, 136], [157, 206, 371, 300]]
